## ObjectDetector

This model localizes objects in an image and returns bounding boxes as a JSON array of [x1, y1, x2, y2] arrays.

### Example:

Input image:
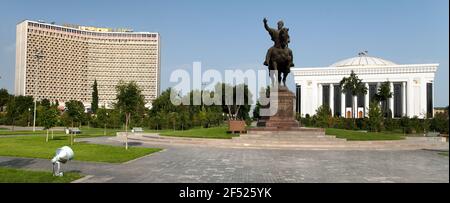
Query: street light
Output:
[[104, 112, 109, 136], [33, 48, 45, 132]]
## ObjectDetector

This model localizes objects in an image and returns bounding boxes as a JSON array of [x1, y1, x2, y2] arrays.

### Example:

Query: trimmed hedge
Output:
[[299, 114, 448, 134]]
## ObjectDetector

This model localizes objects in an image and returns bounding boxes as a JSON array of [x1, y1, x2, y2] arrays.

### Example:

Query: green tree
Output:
[[96, 107, 109, 135], [178, 107, 190, 130], [115, 81, 145, 150], [168, 112, 179, 130], [91, 79, 99, 114], [340, 70, 368, 119], [375, 81, 393, 118], [5, 95, 34, 130], [65, 100, 85, 127], [253, 101, 261, 121], [41, 107, 59, 142], [315, 105, 332, 128], [368, 101, 383, 132], [40, 99, 51, 109], [215, 83, 253, 120], [0, 88, 10, 112]]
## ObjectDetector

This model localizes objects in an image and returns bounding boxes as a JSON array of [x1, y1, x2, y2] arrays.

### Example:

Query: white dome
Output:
[[330, 52, 397, 67]]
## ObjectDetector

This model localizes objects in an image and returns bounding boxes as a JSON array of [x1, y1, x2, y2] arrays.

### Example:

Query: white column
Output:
[[341, 91, 346, 118], [432, 81, 435, 118], [318, 84, 323, 107], [330, 84, 334, 116], [354, 95, 358, 118], [402, 82, 406, 117], [407, 79, 413, 117], [389, 82, 394, 118], [365, 83, 370, 117]]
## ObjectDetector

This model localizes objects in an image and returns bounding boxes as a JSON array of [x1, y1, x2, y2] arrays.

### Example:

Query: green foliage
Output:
[[431, 112, 449, 134], [148, 88, 225, 131], [215, 83, 253, 120], [383, 117, 395, 131], [400, 116, 412, 134], [5, 95, 34, 128], [0, 88, 10, 112], [40, 107, 59, 130], [368, 101, 383, 132], [339, 70, 368, 118], [375, 81, 393, 117], [315, 105, 332, 128], [115, 81, 146, 132], [65, 100, 85, 127], [40, 99, 50, 109], [253, 101, 261, 120], [91, 79, 99, 114]]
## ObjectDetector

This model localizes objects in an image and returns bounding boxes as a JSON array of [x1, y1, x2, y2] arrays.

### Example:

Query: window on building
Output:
[[334, 85, 341, 117], [427, 83, 433, 118], [322, 85, 330, 107], [394, 83, 402, 118], [296, 85, 301, 115], [345, 89, 352, 108], [369, 84, 377, 102]]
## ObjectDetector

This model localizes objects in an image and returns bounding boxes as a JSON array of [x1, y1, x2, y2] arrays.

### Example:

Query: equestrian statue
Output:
[[263, 18, 294, 87]]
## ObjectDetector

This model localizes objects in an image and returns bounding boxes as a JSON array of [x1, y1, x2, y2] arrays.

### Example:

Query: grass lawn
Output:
[[158, 126, 238, 139], [0, 127, 119, 137], [438, 152, 449, 157], [0, 167, 83, 183], [0, 135, 161, 163], [326, 128, 405, 141]]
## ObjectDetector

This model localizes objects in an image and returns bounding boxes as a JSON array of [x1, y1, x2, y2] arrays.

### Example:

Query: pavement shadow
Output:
[[0, 158, 36, 168], [125, 142, 143, 147]]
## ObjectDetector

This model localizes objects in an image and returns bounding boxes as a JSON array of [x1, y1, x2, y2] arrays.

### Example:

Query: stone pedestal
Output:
[[257, 87, 299, 130]]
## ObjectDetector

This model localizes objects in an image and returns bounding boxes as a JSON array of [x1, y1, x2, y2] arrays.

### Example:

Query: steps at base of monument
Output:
[[240, 134, 333, 138], [246, 131, 326, 136]]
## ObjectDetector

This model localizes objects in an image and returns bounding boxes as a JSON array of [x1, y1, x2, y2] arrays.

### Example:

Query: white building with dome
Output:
[[291, 52, 438, 119]]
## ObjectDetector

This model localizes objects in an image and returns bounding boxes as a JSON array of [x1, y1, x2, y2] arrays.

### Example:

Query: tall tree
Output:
[[340, 70, 368, 119], [91, 79, 99, 114], [0, 88, 9, 112], [368, 101, 383, 132], [115, 81, 145, 150], [375, 81, 393, 118], [40, 99, 51, 109], [215, 83, 253, 120], [65, 100, 85, 127], [41, 107, 59, 142]]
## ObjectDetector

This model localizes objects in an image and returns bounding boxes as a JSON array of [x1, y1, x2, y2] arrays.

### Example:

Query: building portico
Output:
[[292, 53, 438, 119]]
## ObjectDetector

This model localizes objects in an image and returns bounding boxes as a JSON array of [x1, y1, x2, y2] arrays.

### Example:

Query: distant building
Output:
[[434, 107, 448, 116], [292, 52, 438, 118], [15, 20, 161, 108]]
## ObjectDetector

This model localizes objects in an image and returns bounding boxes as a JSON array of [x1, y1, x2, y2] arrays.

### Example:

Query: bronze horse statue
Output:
[[267, 27, 292, 87]]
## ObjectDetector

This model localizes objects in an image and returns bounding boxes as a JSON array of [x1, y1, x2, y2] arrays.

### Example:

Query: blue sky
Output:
[[0, 0, 448, 106]]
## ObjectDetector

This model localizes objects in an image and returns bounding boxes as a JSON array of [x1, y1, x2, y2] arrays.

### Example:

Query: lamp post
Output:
[[104, 112, 109, 136], [33, 48, 45, 132]]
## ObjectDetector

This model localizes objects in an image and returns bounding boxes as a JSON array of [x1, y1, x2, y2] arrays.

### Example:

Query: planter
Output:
[[228, 120, 247, 134]]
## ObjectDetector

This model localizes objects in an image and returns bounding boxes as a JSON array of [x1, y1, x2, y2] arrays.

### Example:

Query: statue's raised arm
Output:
[[263, 18, 275, 34]]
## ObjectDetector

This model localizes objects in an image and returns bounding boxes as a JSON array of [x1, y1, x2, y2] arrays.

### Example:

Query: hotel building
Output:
[[15, 20, 160, 108], [292, 52, 438, 119]]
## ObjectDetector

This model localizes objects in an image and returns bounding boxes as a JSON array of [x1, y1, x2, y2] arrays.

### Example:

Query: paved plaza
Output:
[[0, 137, 448, 183]]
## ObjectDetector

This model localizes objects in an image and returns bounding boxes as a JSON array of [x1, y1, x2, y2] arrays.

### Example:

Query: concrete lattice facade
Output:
[[15, 20, 160, 108]]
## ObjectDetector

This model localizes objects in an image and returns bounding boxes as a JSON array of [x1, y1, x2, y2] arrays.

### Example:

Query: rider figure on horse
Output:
[[263, 18, 294, 68]]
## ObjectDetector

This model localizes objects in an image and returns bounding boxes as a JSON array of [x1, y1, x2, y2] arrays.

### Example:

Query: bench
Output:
[[65, 128, 81, 135], [132, 127, 144, 133], [426, 132, 440, 137], [441, 134, 449, 143]]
